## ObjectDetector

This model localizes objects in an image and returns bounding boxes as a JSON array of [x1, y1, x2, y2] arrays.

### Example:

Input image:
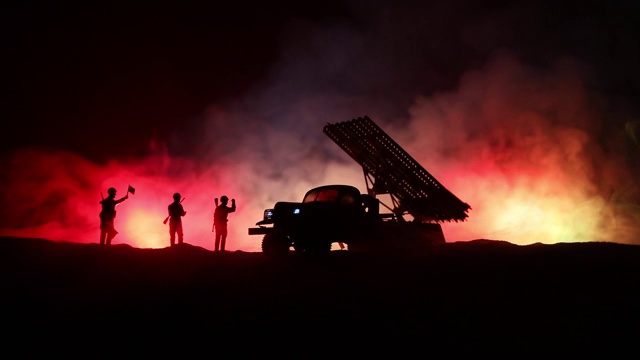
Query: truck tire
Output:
[[262, 233, 290, 256]]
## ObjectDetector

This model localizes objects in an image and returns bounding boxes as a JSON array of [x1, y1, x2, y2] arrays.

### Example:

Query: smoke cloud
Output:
[[1, 1, 638, 249]]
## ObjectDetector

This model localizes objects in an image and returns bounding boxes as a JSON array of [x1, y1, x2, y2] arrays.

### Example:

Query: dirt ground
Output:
[[1, 237, 638, 356]]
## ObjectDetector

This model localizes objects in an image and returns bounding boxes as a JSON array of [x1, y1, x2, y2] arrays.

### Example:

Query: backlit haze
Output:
[[2, 1, 638, 251]]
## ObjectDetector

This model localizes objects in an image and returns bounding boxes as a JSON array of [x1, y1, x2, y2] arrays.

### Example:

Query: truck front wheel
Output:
[[262, 233, 291, 256]]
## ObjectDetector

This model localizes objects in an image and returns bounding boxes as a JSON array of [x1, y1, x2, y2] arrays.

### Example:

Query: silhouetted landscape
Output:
[[3, 2, 639, 356], [2, 236, 638, 355]]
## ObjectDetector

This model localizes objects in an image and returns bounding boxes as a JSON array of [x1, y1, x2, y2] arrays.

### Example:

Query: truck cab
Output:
[[249, 185, 380, 254]]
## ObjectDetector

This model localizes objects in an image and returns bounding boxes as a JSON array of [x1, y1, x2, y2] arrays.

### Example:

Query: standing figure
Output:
[[99, 187, 129, 245], [213, 195, 236, 252], [168, 192, 187, 246]]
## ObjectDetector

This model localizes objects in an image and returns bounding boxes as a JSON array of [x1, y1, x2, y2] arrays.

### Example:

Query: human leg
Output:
[[99, 221, 107, 245], [106, 231, 117, 245], [105, 220, 117, 245], [169, 221, 176, 246], [220, 225, 228, 251], [177, 221, 184, 244]]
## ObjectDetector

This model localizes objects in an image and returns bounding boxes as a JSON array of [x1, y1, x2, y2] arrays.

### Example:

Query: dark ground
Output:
[[1, 236, 639, 356]]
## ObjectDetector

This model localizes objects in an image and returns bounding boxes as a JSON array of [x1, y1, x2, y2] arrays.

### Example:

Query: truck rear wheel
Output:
[[262, 233, 290, 256]]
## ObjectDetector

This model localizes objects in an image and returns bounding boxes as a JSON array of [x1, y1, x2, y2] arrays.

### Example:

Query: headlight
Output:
[[264, 209, 274, 220], [293, 208, 301, 214]]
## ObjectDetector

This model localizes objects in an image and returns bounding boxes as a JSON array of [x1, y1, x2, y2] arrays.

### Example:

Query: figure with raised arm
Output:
[[99, 187, 129, 245], [213, 195, 236, 252]]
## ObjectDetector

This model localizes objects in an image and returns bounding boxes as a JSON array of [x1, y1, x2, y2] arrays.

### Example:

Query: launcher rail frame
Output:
[[323, 116, 470, 223]]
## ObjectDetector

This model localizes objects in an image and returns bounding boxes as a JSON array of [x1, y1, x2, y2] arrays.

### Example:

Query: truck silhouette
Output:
[[248, 116, 471, 255]]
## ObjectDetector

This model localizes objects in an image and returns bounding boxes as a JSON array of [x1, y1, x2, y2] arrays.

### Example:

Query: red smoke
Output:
[[1, 53, 638, 249], [401, 53, 639, 245], [0, 148, 262, 251]]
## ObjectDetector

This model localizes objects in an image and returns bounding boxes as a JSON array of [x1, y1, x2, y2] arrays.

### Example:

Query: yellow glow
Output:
[[124, 209, 169, 249]]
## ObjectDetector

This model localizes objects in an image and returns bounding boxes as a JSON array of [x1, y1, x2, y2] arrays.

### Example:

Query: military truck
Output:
[[248, 116, 471, 255]]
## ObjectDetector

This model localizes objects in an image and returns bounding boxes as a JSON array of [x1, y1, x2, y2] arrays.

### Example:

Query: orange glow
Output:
[[1, 53, 638, 250], [125, 208, 168, 249]]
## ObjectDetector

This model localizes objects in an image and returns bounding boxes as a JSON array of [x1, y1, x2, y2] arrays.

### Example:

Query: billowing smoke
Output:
[[399, 52, 640, 244], [1, 1, 638, 249]]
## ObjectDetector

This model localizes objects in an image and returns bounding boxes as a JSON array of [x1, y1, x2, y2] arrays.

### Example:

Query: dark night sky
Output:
[[5, 0, 637, 163], [3, 1, 353, 161]]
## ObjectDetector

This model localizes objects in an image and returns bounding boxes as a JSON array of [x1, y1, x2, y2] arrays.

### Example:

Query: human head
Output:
[[107, 187, 117, 197], [173, 193, 181, 201], [220, 195, 228, 204]]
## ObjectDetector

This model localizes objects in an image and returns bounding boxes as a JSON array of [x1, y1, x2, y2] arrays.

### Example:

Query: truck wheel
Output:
[[262, 234, 290, 255]]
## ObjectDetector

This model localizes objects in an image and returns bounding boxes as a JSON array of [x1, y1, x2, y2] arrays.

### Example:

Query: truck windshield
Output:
[[303, 189, 340, 203]]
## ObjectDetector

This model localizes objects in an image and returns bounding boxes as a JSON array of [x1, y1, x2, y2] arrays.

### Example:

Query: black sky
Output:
[[3, 0, 639, 163], [3, 1, 352, 161]]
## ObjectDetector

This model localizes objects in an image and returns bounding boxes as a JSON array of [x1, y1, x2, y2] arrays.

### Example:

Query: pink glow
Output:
[[1, 53, 638, 249]]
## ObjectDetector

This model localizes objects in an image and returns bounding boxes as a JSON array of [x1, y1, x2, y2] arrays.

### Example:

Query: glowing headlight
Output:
[[264, 209, 274, 220], [293, 208, 301, 214]]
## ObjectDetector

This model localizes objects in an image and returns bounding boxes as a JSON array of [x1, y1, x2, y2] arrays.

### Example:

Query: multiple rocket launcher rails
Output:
[[322, 116, 470, 224]]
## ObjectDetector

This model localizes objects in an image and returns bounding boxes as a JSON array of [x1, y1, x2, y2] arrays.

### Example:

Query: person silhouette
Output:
[[213, 195, 236, 252], [168, 192, 187, 246], [99, 187, 129, 245]]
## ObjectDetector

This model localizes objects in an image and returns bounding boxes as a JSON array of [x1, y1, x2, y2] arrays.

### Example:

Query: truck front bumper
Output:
[[248, 226, 274, 235]]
